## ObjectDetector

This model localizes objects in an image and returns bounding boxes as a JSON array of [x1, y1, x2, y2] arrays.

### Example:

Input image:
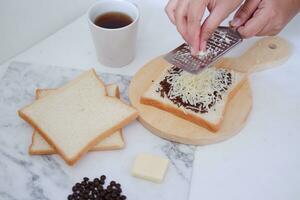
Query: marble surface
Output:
[[0, 62, 195, 200]]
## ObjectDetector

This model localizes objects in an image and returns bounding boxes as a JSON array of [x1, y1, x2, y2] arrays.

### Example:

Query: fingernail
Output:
[[230, 18, 241, 27], [191, 47, 198, 56], [200, 41, 207, 52]]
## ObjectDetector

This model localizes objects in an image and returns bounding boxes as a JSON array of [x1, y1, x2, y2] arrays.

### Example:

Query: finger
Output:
[[256, 24, 280, 36], [165, 0, 179, 24], [230, 0, 261, 27], [187, 0, 207, 55], [199, 5, 233, 51], [238, 8, 269, 38], [174, 0, 190, 43], [256, 30, 279, 37]]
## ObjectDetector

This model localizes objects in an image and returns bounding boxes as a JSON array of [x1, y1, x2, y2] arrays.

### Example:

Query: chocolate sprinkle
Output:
[[156, 66, 233, 113]]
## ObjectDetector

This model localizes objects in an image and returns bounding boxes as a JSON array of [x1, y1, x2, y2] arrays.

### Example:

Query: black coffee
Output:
[[94, 12, 133, 29]]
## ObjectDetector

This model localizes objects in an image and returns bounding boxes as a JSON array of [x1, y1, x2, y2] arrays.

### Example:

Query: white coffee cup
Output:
[[88, 0, 139, 67]]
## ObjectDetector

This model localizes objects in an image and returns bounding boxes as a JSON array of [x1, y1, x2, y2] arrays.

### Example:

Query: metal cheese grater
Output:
[[164, 26, 243, 74]]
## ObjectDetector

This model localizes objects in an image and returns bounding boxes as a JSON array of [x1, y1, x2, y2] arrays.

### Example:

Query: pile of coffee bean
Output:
[[67, 175, 127, 200]]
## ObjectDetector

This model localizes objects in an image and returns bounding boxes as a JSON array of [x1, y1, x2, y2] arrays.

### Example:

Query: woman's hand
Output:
[[165, 0, 243, 55], [230, 0, 300, 38]]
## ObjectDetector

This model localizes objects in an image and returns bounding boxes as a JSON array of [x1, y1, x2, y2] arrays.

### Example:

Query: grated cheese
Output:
[[198, 50, 211, 59], [159, 66, 236, 113]]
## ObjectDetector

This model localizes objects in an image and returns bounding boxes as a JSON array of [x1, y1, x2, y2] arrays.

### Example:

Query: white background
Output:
[[0, 0, 300, 200], [0, 0, 96, 63]]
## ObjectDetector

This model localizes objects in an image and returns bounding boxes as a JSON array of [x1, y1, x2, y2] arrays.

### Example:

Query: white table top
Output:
[[1, 0, 300, 199]]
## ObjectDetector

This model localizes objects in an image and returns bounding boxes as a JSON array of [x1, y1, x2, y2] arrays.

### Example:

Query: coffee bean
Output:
[[100, 179, 105, 185], [105, 194, 111, 200], [107, 185, 112, 190], [111, 191, 117, 198], [94, 179, 100, 186], [88, 181, 94, 186], [83, 177, 89, 182], [120, 195, 126, 200], [81, 182, 87, 187], [79, 192, 84, 197], [83, 193, 89, 198], [110, 181, 116, 186], [72, 186, 77, 192], [117, 188, 122, 194], [97, 185, 103, 191], [100, 175, 106, 180], [93, 190, 98, 195], [90, 196, 96, 200]]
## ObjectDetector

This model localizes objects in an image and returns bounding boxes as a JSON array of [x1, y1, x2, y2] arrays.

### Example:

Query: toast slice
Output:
[[19, 69, 138, 165], [141, 66, 246, 132], [29, 84, 125, 155]]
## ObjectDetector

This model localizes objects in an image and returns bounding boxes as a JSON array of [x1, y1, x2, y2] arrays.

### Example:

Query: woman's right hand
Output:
[[165, 0, 243, 55]]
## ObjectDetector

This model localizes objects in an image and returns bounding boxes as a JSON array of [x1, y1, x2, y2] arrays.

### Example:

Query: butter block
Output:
[[132, 153, 169, 183]]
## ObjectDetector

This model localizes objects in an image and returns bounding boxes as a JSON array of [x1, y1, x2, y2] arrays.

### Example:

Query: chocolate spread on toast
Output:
[[155, 66, 233, 113]]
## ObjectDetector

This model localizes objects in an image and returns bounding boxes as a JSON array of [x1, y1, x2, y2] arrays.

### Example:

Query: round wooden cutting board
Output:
[[129, 36, 291, 145]]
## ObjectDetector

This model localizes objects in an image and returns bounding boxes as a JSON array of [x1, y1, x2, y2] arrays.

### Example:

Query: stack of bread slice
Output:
[[19, 69, 138, 165], [141, 65, 246, 132]]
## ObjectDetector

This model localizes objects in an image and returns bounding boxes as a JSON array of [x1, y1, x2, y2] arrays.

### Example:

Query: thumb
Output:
[[238, 8, 269, 38], [230, 0, 261, 27]]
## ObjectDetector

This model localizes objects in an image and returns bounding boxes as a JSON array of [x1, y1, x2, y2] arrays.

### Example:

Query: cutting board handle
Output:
[[216, 36, 292, 73]]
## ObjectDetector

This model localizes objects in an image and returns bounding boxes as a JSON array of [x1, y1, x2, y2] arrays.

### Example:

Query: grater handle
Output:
[[217, 36, 292, 73]]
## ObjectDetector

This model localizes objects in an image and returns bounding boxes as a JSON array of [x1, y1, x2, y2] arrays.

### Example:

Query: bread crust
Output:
[[91, 129, 125, 151], [141, 76, 247, 132], [115, 85, 121, 98], [29, 129, 125, 155]]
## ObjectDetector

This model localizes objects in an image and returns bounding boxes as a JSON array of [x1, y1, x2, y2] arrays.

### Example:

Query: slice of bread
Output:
[[141, 66, 246, 132], [19, 69, 138, 165], [29, 84, 125, 155]]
